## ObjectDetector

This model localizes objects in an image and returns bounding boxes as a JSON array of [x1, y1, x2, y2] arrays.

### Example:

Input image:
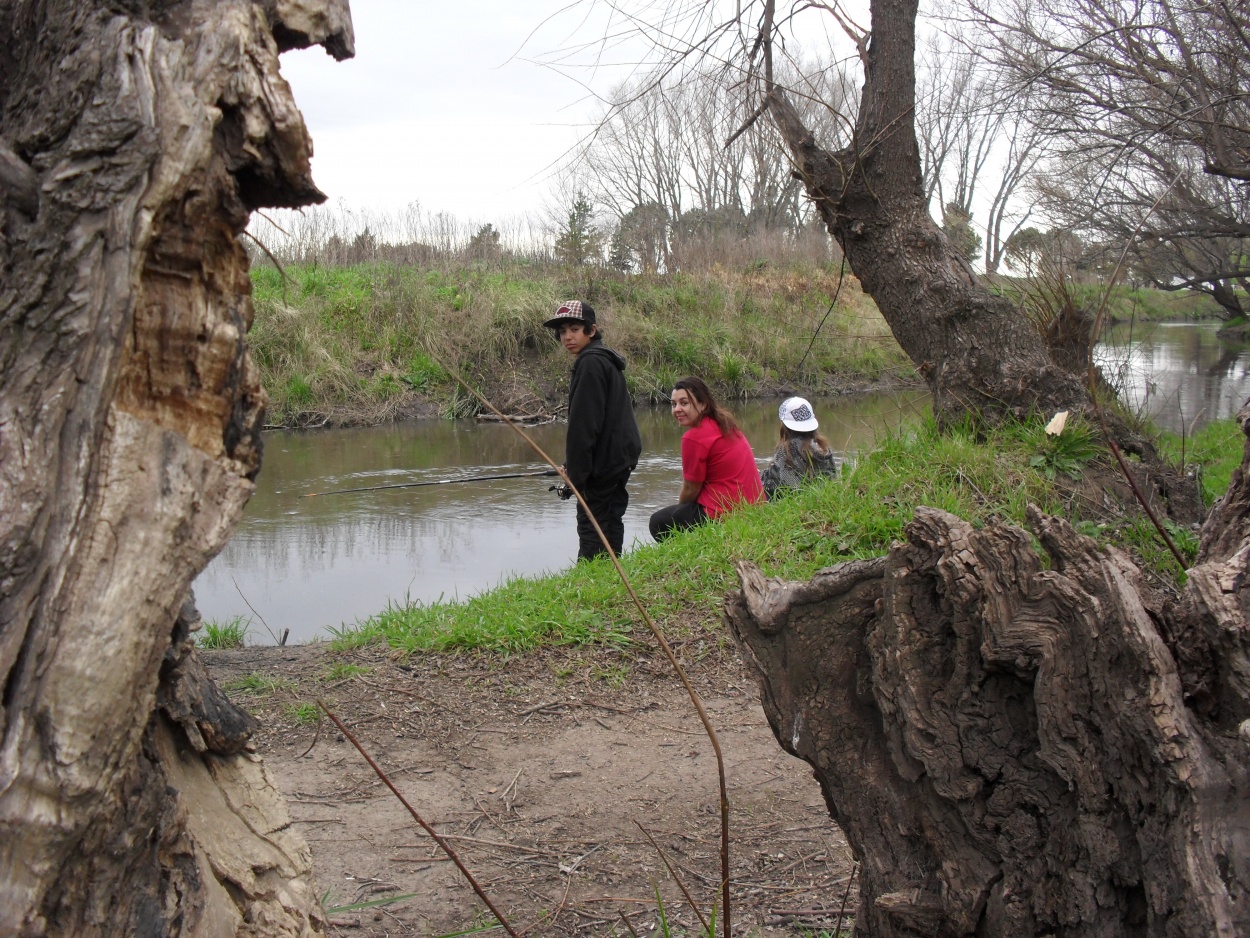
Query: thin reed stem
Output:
[[833, 861, 857, 937], [1084, 176, 1188, 569], [441, 360, 735, 938], [317, 701, 520, 938], [637, 823, 712, 936]]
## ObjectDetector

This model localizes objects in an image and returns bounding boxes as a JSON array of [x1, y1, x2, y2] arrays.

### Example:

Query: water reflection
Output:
[[195, 391, 927, 643], [1096, 322, 1250, 433]]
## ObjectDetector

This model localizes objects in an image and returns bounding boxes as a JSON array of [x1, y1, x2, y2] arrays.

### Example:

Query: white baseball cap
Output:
[[779, 397, 819, 432]]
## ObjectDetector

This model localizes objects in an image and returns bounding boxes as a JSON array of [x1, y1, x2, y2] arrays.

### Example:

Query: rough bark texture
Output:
[[765, 0, 1087, 427], [726, 405, 1250, 937], [0, 1, 353, 933]]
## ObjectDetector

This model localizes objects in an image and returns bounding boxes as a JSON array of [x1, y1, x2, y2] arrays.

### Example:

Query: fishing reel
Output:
[[548, 483, 574, 500]]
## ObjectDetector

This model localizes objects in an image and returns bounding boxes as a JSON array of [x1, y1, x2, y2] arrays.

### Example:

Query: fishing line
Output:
[[302, 468, 558, 498]]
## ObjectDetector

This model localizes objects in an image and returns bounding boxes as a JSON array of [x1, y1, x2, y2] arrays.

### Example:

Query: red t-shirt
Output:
[[681, 417, 764, 518]]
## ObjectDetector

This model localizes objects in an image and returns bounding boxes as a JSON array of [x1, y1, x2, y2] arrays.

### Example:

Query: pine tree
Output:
[[554, 194, 603, 266]]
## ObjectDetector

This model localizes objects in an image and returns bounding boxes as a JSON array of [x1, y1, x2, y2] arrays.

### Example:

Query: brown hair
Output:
[[673, 376, 740, 437], [778, 425, 831, 453]]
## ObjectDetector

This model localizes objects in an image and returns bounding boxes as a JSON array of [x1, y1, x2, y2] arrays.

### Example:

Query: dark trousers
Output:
[[576, 472, 631, 560], [648, 501, 707, 541]]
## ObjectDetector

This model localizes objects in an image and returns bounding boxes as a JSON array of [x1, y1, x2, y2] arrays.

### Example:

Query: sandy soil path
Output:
[[205, 642, 858, 937]]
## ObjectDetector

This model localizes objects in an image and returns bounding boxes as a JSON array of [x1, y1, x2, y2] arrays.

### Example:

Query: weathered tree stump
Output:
[[1, 1, 352, 933], [727, 408, 1250, 937]]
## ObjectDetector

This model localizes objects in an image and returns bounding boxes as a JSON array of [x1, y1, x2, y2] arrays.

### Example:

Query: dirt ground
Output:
[[205, 639, 858, 937]]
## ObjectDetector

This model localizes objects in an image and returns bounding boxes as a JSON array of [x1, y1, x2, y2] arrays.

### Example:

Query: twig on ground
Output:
[[298, 713, 323, 758], [533, 844, 605, 935], [635, 718, 701, 736], [638, 823, 712, 936], [359, 679, 438, 704], [583, 700, 655, 715], [317, 701, 521, 938], [767, 898, 855, 917], [473, 796, 501, 830], [501, 767, 523, 810], [776, 849, 828, 873], [519, 699, 565, 716], [394, 833, 565, 859]]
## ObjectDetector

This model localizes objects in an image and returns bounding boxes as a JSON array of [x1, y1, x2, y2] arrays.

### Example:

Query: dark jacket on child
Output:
[[564, 338, 641, 492]]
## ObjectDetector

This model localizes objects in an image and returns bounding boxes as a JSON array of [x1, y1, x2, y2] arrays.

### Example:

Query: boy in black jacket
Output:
[[544, 300, 642, 560]]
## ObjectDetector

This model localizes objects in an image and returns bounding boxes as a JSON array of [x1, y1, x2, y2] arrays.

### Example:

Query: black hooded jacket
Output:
[[564, 339, 642, 490]]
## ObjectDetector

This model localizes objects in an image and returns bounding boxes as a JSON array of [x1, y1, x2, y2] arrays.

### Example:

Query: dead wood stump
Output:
[[726, 407, 1250, 936], [1, 1, 352, 933]]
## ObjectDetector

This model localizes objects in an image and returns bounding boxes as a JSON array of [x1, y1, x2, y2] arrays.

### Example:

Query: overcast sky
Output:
[[277, 0, 631, 224]]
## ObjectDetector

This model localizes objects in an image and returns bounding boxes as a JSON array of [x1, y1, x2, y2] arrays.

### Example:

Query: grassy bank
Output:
[[1074, 283, 1225, 322], [246, 258, 1230, 428], [325, 415, 1242, 656], [246, 260, 912, 427], [1157, 416, 1245, 507], [987, 273, 1227, 324]]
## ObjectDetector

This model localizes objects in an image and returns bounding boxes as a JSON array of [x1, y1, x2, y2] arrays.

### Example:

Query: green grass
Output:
[[197, 616, 249, 649], [248, 257, 1229, 428], [1157, 417, 1245, 507], [991, 275, 1227, 324], [333, 413, 1244, 656], [322, 662, 370, 681], [322, 892, 419, 915], [222, 672, 295, 696], [1073, 282, 1225, 322], [247, 260, 911, 426], [334, 416, 1081, 655], [284, 702, 321, 724]]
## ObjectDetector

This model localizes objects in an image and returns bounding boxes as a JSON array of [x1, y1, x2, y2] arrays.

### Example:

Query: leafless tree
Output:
[[980, 113, 1047, 273], [542, 0, 1088, 421], [973, 0, 1250, 315], [915, 31, 1048, 274], [580, 60, 854, 269]]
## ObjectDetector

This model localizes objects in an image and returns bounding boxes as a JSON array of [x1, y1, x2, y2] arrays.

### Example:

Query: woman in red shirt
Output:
[[649, 376, 764, 541]]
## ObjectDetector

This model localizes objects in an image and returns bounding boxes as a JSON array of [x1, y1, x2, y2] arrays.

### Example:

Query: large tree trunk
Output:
[[764, 0, 1087, 426], [725, 405, 1250, 936], [0, 1, 353, 933]]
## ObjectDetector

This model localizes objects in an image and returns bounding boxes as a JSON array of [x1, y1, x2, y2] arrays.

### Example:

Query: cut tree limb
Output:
[[727, 408, 1250, 935], [0, 0, 353, 933]]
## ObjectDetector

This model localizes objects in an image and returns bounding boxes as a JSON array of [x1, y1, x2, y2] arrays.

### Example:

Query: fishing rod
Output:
[[302, 468, 560, 498]]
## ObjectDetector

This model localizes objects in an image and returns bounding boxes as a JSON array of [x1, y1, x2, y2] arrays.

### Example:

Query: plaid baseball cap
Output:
[[543, 300, 596, 330], [779, 397, 819, 432]]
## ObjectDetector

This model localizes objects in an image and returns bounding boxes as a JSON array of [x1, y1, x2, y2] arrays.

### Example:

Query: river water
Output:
[[1096, 321, 1250, 433], [195, 391, 926, 643], [196, 322, 1250, 644]]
